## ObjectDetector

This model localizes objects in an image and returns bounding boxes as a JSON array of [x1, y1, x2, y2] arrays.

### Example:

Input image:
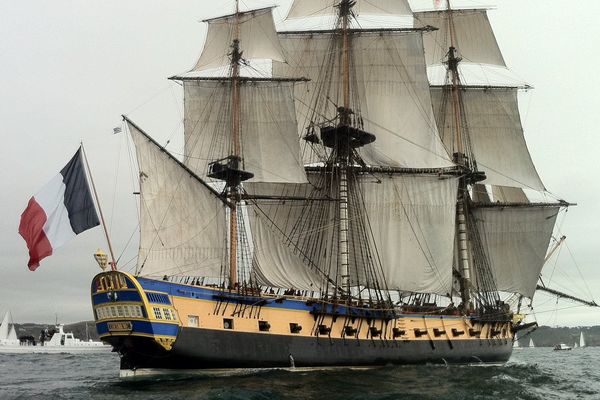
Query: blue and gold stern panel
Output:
[[91, 271, 180, 351]]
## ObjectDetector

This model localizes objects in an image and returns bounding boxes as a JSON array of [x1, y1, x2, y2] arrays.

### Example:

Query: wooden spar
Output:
[[446, 0, 471, 306], [342, 4, 350, 115], [80, 143, 117, 271], [228, 0, 242, 287], [338, 0, 352, 294], [535, 285, 598, 307], [544, 235, 567, 263], [446, 0, 464, 157]]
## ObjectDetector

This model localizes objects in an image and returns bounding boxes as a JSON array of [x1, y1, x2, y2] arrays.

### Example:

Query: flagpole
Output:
[[80, 143, 118, 271]]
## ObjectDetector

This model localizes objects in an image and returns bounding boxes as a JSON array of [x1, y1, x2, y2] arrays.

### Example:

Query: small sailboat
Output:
[[580, 331, 586, 348], [528, 338, 535, 348], [513, 336, 521, 350], [0, 311, 20, 346]]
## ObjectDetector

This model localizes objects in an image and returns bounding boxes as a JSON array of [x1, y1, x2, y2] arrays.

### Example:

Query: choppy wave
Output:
[[0, 348, 598, 399]]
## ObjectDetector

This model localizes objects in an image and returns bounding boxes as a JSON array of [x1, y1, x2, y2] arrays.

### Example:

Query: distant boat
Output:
[[580, 332, 586, 348], [554, 343, 572, 351], [0, 311, 19, 345], [0, 311, 111, 354], [574, 342, 579, 349], [529, 338, 535, 348], [513, 337, 521, 349]]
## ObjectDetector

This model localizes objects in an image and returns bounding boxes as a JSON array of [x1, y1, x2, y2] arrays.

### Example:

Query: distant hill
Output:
[[518, 325, 597, 347], [14, 321, 100, 341]]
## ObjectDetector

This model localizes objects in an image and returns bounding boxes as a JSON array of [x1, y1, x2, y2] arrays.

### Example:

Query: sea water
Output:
[[0, 347, 598, 399]]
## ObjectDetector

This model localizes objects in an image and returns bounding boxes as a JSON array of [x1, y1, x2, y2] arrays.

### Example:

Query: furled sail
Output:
[[430, 87, 544, 190], [414, 9, 506, 67], [286, 0, 412, 19], [471, 184, 491, 203], [361, 175, 458, 295], [183, 80, 308, 184], [274, 31, 453, 169], [128, 120, 227, 279], [473, 206, 559, 298], [193, 7, 285, 71]]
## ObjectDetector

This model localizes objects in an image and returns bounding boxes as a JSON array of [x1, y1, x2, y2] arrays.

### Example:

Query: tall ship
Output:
[[90, 0, 595, 377]]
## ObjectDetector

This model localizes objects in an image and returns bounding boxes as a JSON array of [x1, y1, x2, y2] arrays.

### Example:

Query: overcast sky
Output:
[[1, 0, 599, 326]]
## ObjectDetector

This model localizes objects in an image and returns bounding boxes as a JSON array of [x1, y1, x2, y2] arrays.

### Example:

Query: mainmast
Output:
[[338, 0, 353, 296], [229, 0, 242, 287]]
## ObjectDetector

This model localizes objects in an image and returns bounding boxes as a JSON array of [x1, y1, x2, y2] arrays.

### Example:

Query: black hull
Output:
[[109, 327, 513, 371]]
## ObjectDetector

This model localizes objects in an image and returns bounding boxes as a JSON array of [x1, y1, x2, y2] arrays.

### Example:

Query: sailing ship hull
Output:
[[110, 326, 513, 370], [92, 271, 514, 376]]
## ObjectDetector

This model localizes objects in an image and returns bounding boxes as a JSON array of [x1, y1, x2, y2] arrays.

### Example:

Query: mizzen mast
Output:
[[229, 0, 242, 287], [206, 0, 254, 288]]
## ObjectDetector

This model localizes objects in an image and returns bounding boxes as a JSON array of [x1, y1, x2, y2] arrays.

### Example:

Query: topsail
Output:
[[415, 9, 505, 66], [193, 8, 285, 71]]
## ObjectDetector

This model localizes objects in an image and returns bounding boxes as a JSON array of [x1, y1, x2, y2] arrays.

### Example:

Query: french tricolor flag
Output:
[[19, 148, 100, 271]]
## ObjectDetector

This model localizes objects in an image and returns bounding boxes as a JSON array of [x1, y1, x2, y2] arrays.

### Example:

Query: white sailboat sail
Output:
[[529, 338, 535, 348], [7, 325, 18, 341], [580, 331, 586, 348], [0, 311, 9, 340]]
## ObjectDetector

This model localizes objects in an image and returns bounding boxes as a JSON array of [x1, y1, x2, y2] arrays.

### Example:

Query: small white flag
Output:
[[113, 126, 122, 134]]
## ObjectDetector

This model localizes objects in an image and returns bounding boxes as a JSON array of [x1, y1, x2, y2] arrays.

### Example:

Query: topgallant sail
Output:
[[89, 0, 595, 377]]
